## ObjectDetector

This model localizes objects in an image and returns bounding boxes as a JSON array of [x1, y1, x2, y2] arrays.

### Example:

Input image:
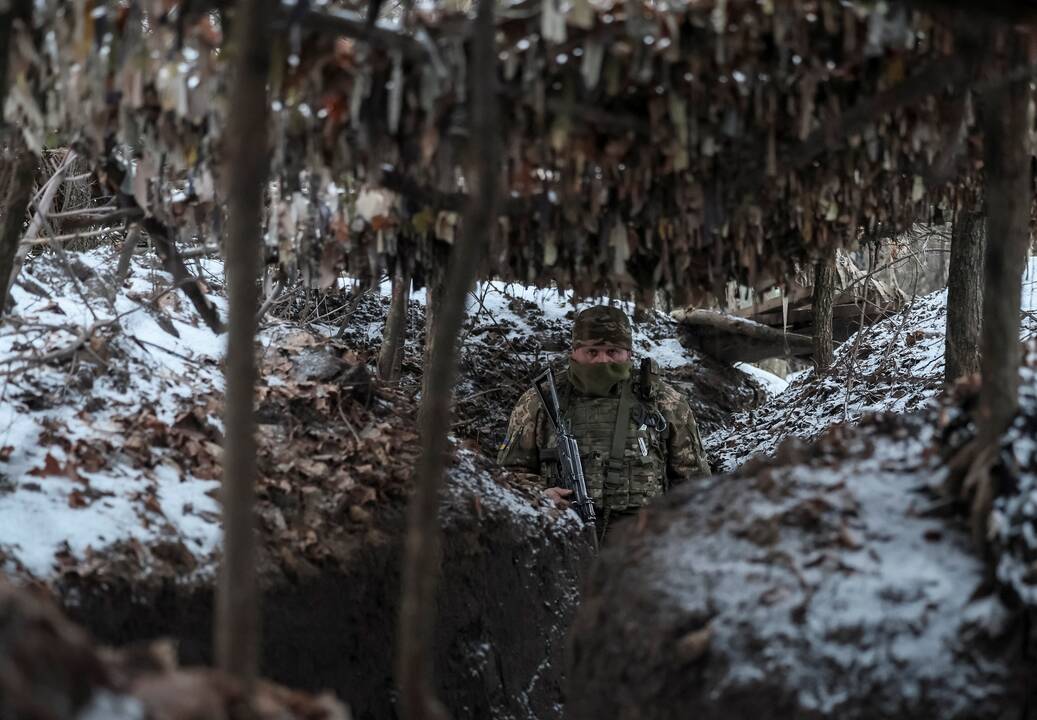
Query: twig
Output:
[[337, 399, 362, 444], [3, 151, 76, 310], [256, 281, 284, 320], [333, 286, 378, 337], [842, 244, 880, 421], [179, 244, 220, 259], [45, 205, 116, 219], [140, 215, 226, 333], [50, 208, 144, 232], [19, 226, 117, 247], [466, 283, 537, 381], [131, 336, 209, 366], [455, 384, 506, 405]]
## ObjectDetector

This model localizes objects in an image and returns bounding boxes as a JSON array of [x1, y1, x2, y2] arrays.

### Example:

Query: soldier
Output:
[[497, 305, 710, 537]]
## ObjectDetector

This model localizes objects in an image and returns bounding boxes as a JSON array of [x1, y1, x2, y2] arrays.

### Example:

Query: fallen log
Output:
[[674, 308, 813, 363]]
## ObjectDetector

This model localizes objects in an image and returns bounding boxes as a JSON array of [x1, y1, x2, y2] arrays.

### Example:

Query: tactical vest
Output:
[[537, 378, 669, 513]]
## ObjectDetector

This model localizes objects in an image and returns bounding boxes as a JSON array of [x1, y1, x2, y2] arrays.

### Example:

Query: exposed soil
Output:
[[0, 577, 348, 720], [57, 462, 591, 720]]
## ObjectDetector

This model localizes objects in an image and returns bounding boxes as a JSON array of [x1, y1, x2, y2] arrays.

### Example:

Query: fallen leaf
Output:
[[675, 624, 712, 663]]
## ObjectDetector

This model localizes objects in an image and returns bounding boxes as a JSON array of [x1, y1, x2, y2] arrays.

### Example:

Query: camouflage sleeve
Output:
[[497, 388, 542, 474], [657, 382, 711, 484]]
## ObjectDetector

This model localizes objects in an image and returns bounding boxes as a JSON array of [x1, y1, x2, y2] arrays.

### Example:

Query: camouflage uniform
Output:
[[497, 306, 710, 528]]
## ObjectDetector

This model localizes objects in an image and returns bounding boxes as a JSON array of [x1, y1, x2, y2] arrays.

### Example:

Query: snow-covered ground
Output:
[[345, 276, 704, 369], [3, 249, 720, 583], [709, 261, 1037, 472], [0, 248, 227, 579], [734, 361, 789, 397]]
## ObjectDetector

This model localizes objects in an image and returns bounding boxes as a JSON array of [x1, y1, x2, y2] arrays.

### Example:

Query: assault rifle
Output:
[[533, 369, 597, 536]]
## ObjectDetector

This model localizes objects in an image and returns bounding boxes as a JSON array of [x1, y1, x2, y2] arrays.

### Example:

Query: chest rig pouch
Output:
[[537, 359, 669, 512]]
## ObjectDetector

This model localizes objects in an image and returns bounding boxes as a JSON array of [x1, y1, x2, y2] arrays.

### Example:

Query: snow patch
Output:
[[734, 362, 788, 397], [0, 247, 226, 580], [709, 280, 1037, 472]]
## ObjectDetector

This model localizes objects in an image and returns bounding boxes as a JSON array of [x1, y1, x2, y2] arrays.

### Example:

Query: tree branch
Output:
[[141, 216, 226, 334]]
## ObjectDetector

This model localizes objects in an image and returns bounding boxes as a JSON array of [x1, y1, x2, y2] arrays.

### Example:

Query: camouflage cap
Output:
[[572, 305, 632, 350]]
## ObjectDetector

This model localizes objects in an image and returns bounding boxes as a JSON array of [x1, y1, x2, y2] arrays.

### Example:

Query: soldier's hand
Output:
[[545, 487, 573, 507]]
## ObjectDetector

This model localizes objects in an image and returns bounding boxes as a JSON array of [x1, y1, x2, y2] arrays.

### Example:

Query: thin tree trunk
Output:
[[0, 149, 36, 316], [0, 2, 31, 107], [812, 253, 837, 371], [2, 3, 68, 315], [944, 211, 985, 385], [396, 0, 500, 715], [633, 289, 655, 324], [378, 267, 410, 382], [216, 0, 272, 692], [978, 64, 1030, 445], [421, 272, 444, 400]]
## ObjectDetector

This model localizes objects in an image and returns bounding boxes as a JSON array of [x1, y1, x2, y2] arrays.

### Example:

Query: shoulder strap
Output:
[[607, 379, 635, 484], [560, 379, 571, 416]]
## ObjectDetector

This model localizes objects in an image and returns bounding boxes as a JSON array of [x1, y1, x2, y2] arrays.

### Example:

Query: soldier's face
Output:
[[571, 344, 631, 364]]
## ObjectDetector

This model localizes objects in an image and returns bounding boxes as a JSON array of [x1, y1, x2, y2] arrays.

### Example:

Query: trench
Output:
[[56, 480, 591, 720]]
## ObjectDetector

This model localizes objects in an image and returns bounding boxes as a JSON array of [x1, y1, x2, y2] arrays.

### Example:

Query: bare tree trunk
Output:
[[944, 211, 985, 385], [0, 2, 31, 107], [0, 2, 39, 317], [378, 267, 410, 383], [978, 68, 1030, 445], [812, 253, 837, 371], [396, 0, 500, 715], [216, 0, 272, 692], [421, 272, 444, 400], [633, 289, 655, 324], [0, 148, 35, 317]]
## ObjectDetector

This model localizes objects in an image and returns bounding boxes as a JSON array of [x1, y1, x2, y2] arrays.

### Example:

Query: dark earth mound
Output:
[[57, 459, 591, 720], [0, 578, 348, 720], [567, 401, 1037, 720]]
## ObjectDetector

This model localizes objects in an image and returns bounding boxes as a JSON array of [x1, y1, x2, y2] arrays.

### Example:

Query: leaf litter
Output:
[[3, 245, 758, 589]]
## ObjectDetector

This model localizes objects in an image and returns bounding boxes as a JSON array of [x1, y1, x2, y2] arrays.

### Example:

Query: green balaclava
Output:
[[569, 305, 634, 397], [569, 359, 631, 396]]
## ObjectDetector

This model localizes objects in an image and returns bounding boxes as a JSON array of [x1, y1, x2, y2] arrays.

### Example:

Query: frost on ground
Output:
[[337, 278, 767, 457], [709, 272, 1037, 472], [0, 247, 603, 594], [0, 248, 593, 720], [569, 402, 1030, 720], [0, 247, 227, 580]]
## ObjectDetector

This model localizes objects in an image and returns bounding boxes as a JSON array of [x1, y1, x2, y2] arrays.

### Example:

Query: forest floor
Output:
[[709, 269, 1037, 471], [0, 245, 771, 585], [9, 243, 1035, 719], [0, 243, 772, 719]]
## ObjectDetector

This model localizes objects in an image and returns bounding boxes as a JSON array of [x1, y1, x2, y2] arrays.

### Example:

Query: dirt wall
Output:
[[57, 468, 591, 720]]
